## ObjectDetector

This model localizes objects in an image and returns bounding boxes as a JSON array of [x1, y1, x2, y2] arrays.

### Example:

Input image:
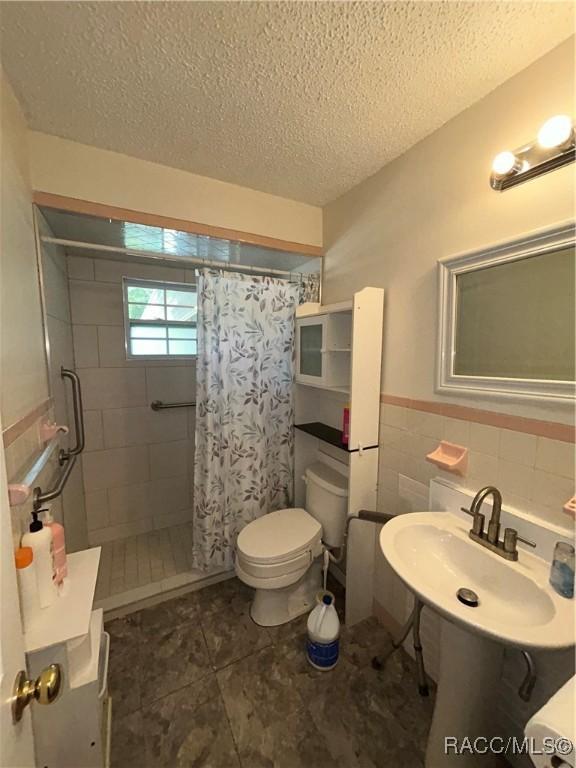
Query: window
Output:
[[123, 278, 197, 358]]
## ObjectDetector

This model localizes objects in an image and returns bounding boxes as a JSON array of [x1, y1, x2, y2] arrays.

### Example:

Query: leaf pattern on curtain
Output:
[[193, 269, 299, 571], [299, 273, 321, 304]]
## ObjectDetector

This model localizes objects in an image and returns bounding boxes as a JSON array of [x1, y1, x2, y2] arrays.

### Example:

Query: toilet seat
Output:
[[235, 508, 322, 587], [237, 507, 322, 563]]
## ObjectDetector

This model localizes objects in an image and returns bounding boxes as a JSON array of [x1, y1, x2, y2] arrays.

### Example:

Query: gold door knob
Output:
[[12, 664, 63, 724]]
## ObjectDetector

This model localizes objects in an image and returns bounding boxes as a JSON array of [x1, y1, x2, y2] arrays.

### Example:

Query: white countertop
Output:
[[24, 547, 101, 653]]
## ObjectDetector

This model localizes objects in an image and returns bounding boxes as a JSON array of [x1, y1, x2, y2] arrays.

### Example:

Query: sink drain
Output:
[[457, 588, 479, 607]]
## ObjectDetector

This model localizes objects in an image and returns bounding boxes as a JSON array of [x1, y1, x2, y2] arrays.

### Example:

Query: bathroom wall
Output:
[[0, 71, 59, 550], [322, 36, 575, 426], [28, 133, 322, 248], [321, 39, 575, 766], [37, 212, 88, 552], [321, 35, 575, 581], [67, 254, 196, 545], [0, 71, 48, 428]]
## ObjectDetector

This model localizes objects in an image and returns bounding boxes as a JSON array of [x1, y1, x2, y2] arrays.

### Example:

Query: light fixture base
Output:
[[490, 139, 575, 191]]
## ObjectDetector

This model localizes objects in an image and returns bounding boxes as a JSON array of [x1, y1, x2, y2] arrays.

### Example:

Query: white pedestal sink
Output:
[[380, 507, 574, 768]]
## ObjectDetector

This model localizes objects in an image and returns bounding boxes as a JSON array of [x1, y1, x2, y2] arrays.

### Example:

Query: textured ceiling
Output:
[[1, 2, 573, 205]]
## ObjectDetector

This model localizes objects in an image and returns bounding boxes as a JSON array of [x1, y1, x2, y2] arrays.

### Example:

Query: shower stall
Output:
[[34, 205, 321, 612]]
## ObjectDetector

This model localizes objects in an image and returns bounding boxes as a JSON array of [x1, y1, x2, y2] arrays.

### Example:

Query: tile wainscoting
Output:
[[67, 255, 197, 546], [378, 398, 574, 531]]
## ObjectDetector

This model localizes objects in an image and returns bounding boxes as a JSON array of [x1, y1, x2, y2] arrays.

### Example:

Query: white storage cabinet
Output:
[[24, 548, 111, 768]]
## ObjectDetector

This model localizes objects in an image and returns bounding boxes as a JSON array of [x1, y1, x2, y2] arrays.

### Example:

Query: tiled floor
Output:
[[106, 577, 434, 767], [95, 523, 212, 611]]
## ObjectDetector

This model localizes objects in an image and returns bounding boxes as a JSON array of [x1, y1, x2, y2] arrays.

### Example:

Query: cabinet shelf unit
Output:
[[294, 287, 385, 628], [296, 304, 353, 390], [295, 287, 383, 452]]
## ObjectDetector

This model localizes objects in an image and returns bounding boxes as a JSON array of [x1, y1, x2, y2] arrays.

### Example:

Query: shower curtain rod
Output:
[[40, 236, 311, 279]]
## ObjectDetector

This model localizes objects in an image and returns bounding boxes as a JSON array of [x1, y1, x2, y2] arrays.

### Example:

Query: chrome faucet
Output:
[[462, 486, 536, 561], [472, 486, 502, 544]]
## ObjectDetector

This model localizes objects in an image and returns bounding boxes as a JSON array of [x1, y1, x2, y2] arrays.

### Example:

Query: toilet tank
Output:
[[304, 462, 348, 548]]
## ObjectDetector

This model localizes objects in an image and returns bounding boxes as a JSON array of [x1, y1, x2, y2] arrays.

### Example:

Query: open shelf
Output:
[[295, 382, 350, 394], [295, 421, 379, 453], [296, 422, 348, 451]]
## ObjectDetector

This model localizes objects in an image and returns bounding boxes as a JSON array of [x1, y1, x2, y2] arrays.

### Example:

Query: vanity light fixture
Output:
[[490, 114, 575, 191]]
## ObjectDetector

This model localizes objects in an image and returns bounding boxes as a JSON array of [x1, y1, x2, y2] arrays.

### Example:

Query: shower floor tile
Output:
[[93, 523, 214, 612], [107, 576, 435, 768]]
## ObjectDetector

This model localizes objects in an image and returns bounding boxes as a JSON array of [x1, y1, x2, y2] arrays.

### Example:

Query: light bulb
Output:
[[492, 151, 518, 177], [537, 115, 573, 149]]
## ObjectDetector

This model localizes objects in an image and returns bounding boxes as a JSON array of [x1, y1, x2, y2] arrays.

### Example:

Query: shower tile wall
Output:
[[67, 255, 196, 546]]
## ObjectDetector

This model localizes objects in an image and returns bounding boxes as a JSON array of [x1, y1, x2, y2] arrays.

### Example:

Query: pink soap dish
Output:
[[426, 441, 468, 476], [562, 496, 576, 519], [39, 421, 68, 443], [7, 483, 31, 506]]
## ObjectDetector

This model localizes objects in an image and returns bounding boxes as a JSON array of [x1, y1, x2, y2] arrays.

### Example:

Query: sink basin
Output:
[[380, 510, 573, 650]]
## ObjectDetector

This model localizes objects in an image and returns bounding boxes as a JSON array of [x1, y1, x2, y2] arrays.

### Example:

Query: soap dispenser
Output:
[[21, 511, 58, 607], [42, 507, 68, 585]]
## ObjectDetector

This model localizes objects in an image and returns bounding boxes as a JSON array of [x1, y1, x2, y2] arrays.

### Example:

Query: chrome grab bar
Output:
[[30, 368, 85, 511], [60, 367, 85, 459], [151, 400, 196, 411], [33, 455, 77, 511]]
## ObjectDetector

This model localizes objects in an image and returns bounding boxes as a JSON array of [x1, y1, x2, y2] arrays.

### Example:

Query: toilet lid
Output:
[[237, 508, 321, 564]]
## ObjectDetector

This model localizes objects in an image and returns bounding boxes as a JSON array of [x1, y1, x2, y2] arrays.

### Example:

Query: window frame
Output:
[[122, 277, 197, 361], [436, 222, 575, 404]]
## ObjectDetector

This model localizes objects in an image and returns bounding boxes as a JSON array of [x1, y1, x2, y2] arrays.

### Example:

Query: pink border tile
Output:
[[2, 399, 53, 448], [380, 394, 575, 444]]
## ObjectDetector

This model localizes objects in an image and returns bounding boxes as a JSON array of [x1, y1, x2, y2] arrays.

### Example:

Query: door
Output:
[[0, 430, 35, 768], [296, 315, 327, 386]]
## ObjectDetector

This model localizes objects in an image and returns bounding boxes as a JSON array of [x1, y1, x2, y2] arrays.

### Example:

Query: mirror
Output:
[[437, 223, 575, 402]]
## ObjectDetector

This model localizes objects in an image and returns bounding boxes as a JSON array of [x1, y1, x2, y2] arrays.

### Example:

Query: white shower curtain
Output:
[[192, 269, 299, 571]]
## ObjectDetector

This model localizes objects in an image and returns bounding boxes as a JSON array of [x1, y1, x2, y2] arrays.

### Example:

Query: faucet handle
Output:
[[504, 527, 537, 554], [461, 507, 485, 536]]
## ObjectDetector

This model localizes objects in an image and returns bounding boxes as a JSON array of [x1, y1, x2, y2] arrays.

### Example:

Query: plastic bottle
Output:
[[15, 547, 40, 632], [42, 507, 68, 585], [21, 511, 58, 607], [306, 590, 340, 671], [342, 405, 350, 446], [549, 541, 575, 599]]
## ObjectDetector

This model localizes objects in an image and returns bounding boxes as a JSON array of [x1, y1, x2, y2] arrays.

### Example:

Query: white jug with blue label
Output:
[[306, 590, 340, 670]]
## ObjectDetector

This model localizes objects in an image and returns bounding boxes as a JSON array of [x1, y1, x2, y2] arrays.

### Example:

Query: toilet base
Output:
[[250, 560, 322, 627]]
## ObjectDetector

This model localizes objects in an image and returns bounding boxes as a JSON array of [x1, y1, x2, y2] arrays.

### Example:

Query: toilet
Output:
[[235, 461, 348, 626]]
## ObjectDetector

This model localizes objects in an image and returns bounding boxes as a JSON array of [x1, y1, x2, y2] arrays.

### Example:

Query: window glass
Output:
[[169, 340, 197, 356], [131, 339, 168, 356], [123, 278, 197, 358], [168, 327, 197, 340]]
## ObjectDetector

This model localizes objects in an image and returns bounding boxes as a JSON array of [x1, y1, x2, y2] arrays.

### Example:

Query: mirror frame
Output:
[[436, 222, 576, 404]]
